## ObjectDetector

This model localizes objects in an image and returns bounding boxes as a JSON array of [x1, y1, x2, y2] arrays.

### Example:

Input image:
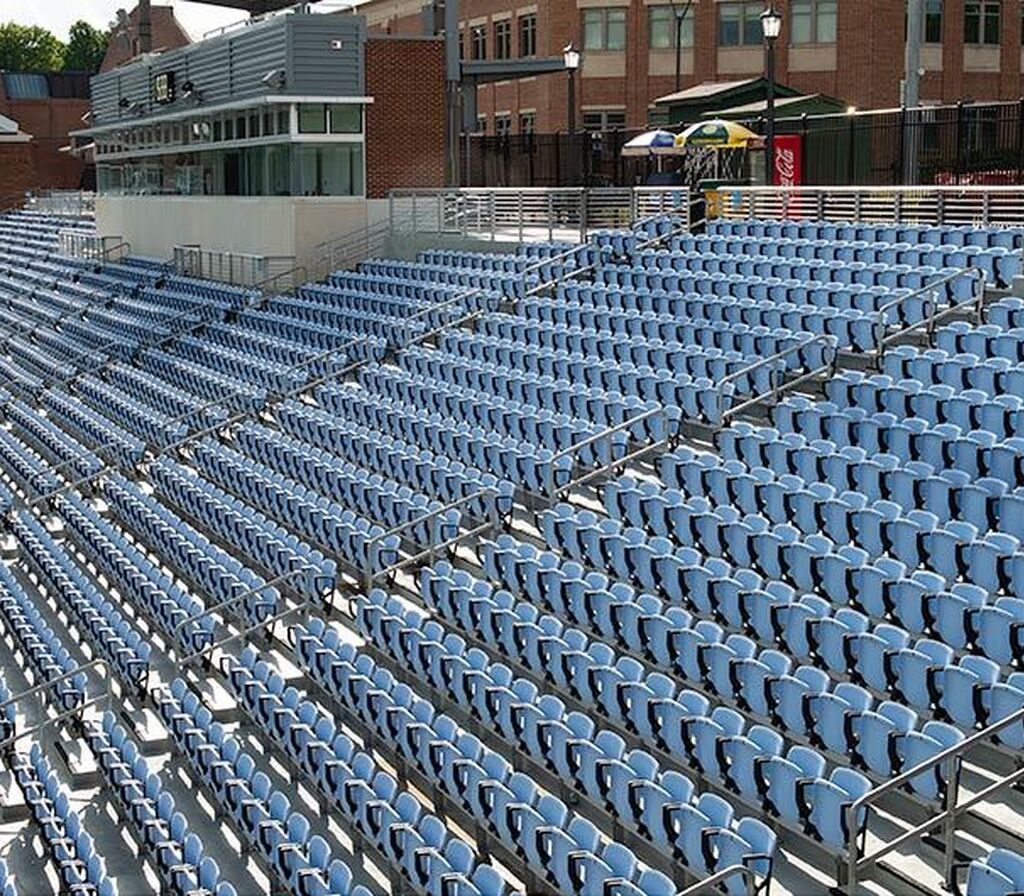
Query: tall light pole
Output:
[[564, 43, 581, 135], [670, 0, 695, 93], [760, 4, 782, 185]]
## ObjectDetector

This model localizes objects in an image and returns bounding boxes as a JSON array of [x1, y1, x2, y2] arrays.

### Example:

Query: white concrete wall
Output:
[[95, 196, 385, 267]]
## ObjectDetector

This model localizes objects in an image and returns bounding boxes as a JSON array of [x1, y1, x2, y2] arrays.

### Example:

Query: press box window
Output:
[[299, 104, 328, 134], [329, 105, 361, 134]]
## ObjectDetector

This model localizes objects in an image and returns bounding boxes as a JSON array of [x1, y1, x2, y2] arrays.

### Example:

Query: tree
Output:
[[0, 23, 65, 72], [63, 20, 108, 74]]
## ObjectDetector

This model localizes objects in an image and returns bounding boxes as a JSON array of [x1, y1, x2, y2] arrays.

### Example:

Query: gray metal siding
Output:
[[91, 13, 365, 126]]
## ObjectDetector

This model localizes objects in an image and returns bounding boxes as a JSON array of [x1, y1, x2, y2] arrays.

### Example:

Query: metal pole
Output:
[[765, 39, 776, 185], [675, 13, 683, 93], [904, 0, 923, 184], [567, 69, 577, 186]]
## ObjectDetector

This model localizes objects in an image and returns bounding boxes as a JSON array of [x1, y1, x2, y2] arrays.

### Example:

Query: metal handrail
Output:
[[543, 405, 668, 499], [844, 702, 1024, 895], [102, 241, 132, 261], [676, 864, 758, 896], [876, 267, 987, 357], [715, 334, 838, 425], [179, 600, 314, 667], [0, 657, 114, 749], [255, 263, 308, 295], [361, 487, 500, 593]]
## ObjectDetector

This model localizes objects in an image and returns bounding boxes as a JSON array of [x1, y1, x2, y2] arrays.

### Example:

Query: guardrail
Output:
[[713, 185, 1024, 226], [362, 488, 504, 594], [27, 191, 95, 218], [677, 864, 760, 896], [874, 268, 987, 358], [843, 703, 1024, 895], [388, 186, 690, 244], [716, 334, 839, 427], [58, 230, 127, 261], [172, 245, 297, 288]]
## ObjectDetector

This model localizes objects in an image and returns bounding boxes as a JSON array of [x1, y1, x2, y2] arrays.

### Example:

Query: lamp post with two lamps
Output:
[[760, 4, 782, 185]]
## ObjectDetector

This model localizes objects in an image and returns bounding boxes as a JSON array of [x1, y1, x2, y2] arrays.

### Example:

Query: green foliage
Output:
[[63, 20, 108, 73], [0, 22, 66, 72]]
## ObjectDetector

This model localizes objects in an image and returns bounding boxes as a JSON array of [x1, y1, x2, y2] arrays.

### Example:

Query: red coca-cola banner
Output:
[[773, 134, 803, 186]]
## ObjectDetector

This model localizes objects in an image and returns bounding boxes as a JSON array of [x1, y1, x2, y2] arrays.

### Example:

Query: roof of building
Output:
[[101, 4, 192, 73], [713, 92, 848, 118], [1, 72, 91, 101], [0, 112, 32, 141], [653, 79, 760, 105]]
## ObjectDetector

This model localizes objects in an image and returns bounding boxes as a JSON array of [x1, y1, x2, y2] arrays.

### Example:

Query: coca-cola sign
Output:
[[773, 135, 803, 186]]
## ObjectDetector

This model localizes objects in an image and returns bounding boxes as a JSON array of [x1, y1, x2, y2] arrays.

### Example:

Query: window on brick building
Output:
[[582, 8, 627, 51], [458, 31, 464, 58], [925, 0, 943, 43], [791, 0, 837, 44], [649, 6, 694, 49], [519, 13, 537, 57], [519, 112, 536, 134], [583, 109, 626, 131], [494, 20, 511, 59], [495, 114, 512, 136], [964, 0, 1000, 44], [718, 2, 764, 46], [471, 25, 487, 59], [475, 115, 487, 133]]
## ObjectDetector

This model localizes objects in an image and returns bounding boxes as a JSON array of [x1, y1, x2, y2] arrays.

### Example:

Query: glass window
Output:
[[519, 112, 535, 134], [471, 25, 487, 59], [249, 113, 259, 138], [475, 115, 487, 134], [224, 118, 234, 141], [582, 8, 627, 50], [236, 116, 246, 139], [925, 0, 942, 42], [299, 104, 327, 134], [278, 108, 290, 134], [791, 0, 836, 44], [495, 19, 511, 59], [965, 0, 999, 43], [519, 14, 537, 56], [719, 2, 764, 46], [264, 110, 274, 135], [329, 104, 361, 134], [582, 109, 625, 131], [495, 113, 512, 136], [649, 6, 694, 48]]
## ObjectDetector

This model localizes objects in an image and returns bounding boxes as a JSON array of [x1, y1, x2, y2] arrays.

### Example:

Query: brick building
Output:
[[102, 4, 192, 73], [0, 73, 92, 193], [360, 0, 1024, 134]]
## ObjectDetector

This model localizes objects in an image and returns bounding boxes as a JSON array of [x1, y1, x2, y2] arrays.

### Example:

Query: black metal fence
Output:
[[460, 100, 1024, 188]]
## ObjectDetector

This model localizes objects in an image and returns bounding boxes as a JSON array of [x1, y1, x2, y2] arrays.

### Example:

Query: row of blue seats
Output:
[[237, 308, 386, 359], [8, 334, 77, 381], [0, 563, 84, 712], [520, 294, 884, 354], [707, 218, 1023, 250], [141, 348, 268, 414], [413, 565, 916, 850], [0, 357, 44, 397], [13, 744, 114, 896], [296, 282, 471, 321], [75, 374, 190, 447], [203, 322, 353, 381], [191, 436, 406, 575], [666, 234, 1017, 286], [267, 294, 432, 344], [136, 286, 231, 321], [540, 503, 1024, 741], [937, 322, 1024, 365], [274, 400, 516, 519], [355, 260, 529, 301], [751, 402, 1024, 496], [325, 268, 497, 306], [471, 312, 800, 380], [317, 383, 574, 496], [619, 254, 972, 299], [355, 590, 777, 895], [674, 432, 1005, 544], [159, 679, 370, 896], [102, 473, 280, 628], [419, 247, 569, 276], [988, 297, 1024, 331], [230, 422, 463, 546], [87, 711, 236, 896], [163, 275, 257, 311], [150, 458, 338, 602], [174, 335, 309, 394], [225, 648, 512, 896], [881, 345, 1024, 399], [42, 389, 146, 469], [57, 493, 214, 655], [105, 362, 227, 433], [291, 617, 684, 896], [7, 398, 103, 482], [13, 510, 151, 691], [361, 364, 634, 465], [397, 344, 687, 440]]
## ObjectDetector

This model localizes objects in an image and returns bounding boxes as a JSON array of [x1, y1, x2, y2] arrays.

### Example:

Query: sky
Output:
[[2, 1, 273, 42]]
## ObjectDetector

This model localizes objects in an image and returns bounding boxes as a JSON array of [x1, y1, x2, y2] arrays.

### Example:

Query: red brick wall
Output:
[[365, 36, 448, 198], [0, 98, 91, 190], [360, 0, 1024, 134], [0, 143, 35, 206]]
